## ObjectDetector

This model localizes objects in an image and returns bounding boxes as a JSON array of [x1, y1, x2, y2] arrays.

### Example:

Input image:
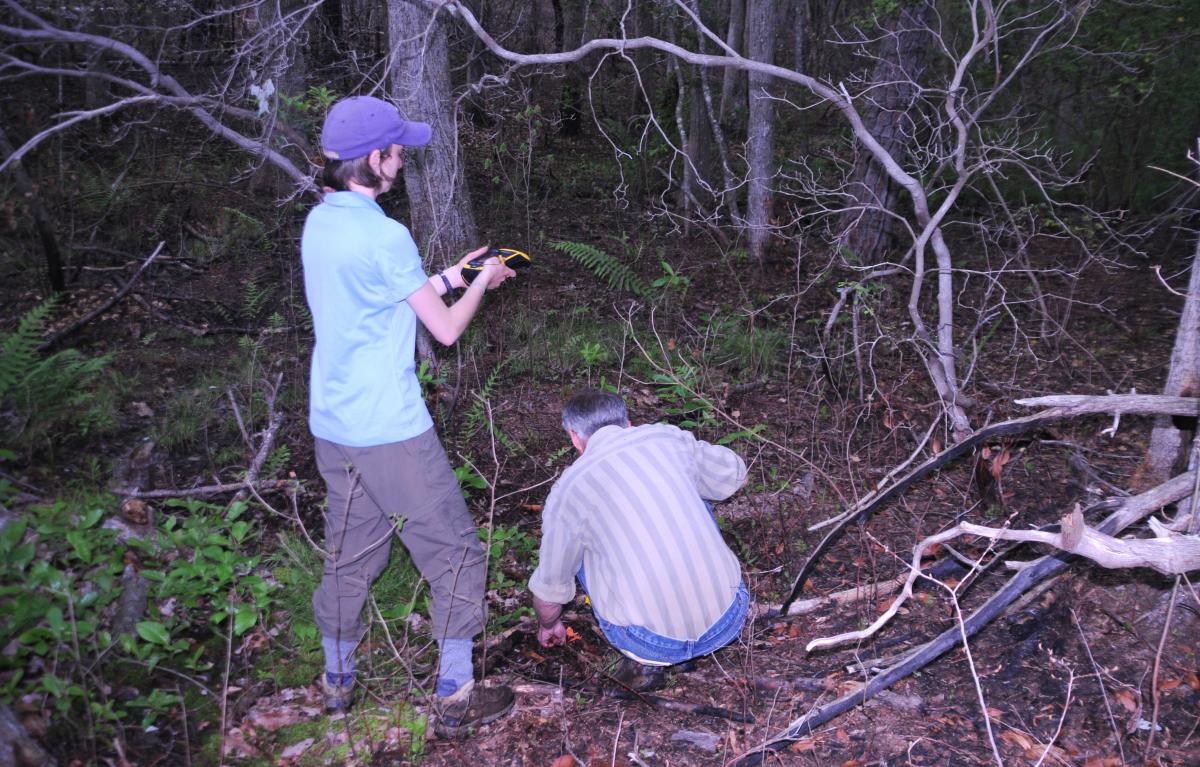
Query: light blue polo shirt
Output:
[[301, 191, 433, 447]]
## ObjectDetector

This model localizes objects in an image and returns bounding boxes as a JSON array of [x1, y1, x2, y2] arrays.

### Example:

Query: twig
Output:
[[110, 478, 297, 499], [176, 682, 193, 767], [227, 388, 253, 451], [1071, 607, 1126, 766], [607, 688, 756, 724], [1031, 664, 1074, 767], [808, 417, 938, 532], [758, 573, 908, 617], [944, 583, 1003, 766], [38, 241, 166, 350], [218, 608, 233, 766]]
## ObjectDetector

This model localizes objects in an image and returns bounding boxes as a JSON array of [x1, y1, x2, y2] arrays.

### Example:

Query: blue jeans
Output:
[[577, 567, 750, 666]]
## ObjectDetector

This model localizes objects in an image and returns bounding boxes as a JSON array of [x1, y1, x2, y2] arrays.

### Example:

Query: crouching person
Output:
[[528, 389, 751, 690]]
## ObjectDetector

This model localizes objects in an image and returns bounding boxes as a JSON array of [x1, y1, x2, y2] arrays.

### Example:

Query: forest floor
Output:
[[5, 135, 1200, 767]]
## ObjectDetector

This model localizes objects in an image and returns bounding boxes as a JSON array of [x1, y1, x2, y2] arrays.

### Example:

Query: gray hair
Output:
[[561, 389, 628, 439]]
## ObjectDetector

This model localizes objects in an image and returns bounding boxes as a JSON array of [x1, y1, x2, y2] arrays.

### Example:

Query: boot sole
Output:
[[434, 696, 515, 738]]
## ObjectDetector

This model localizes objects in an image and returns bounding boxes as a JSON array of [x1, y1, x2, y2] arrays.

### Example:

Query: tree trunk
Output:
[[0, 123, 65, 293], [718, 0, 745, 124], [745, 0, 776, 265], [839, 2, 935, 264], [789, 0, 806, 74], [387, 0, 479, 268], [1137, 234, 1200, 487]]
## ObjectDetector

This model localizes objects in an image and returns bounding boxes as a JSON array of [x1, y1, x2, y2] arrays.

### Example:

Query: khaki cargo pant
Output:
[[311, 429, 486, 643]]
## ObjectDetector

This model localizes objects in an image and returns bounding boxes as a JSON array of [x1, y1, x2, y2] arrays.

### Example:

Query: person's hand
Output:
[[537, 619, 568, 648], [453, 246, 516, 291]]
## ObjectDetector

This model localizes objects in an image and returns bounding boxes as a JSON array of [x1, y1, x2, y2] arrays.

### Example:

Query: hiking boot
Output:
[[320, 673, 355, 715], [609, 657, 666, 693], [433, 681, 515, 739]]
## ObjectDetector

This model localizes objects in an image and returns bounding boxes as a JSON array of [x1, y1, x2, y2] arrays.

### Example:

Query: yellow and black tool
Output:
[[461, 247, 531, 285]]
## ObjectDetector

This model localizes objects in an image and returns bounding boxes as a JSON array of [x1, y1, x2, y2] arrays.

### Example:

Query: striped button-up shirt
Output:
[[529, 423, 747, 640]]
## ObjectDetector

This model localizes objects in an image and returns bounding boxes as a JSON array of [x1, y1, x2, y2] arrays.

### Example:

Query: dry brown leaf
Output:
[[119, 498, 151, 525], [789, 739, 817, 753], [834, 728, 850, 744], [839, 760, 865, 767], [246, 705, 307, 732], [1024, 744, 1070, 763], [279, 737, 314, 763], [1083, 756, 1123, 767], [1160, 677, 1181, 691], [549, 756, 575, 767], [1000, 730, 1034, 750], [1185, 671, 1200, 691], [222, 727, 261, 758], [1115, 689, 1138, 712]]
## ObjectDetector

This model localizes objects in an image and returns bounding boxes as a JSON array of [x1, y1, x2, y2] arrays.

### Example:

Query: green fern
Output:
[[242, 268, 273, 321], [458, 363, 523, 456], [550, 240, 650, 298], [0, 298, 58, 399], [0, 298, 111, 443], [262, 445, 291, 479], [459, 364, 505, 444]]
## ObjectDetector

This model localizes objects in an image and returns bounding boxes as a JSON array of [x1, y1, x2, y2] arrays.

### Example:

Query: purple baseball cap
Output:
[[320, 96, 432, 160]]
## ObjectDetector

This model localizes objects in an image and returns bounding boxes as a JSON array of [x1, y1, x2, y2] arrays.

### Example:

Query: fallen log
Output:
[[762, 558, 965, 619], [733, 469, 1197, 765], [777, 394, 1200, 615]]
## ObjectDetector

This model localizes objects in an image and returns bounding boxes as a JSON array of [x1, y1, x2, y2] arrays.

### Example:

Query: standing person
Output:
[[529, 389, 751, 691], [302, 95, 516, 737]]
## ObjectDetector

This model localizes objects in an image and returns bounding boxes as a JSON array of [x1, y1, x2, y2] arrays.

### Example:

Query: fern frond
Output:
[[459, 364, 505, 443], [242, 268, 273, 320], [0, 297, 110, 443], [0, 298, 57, 398], [550, 241, 650, 298]]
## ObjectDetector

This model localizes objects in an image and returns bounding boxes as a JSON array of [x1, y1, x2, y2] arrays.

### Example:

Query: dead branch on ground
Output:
[[37, 242, 166, 350], [777, 393, 1200, 615], [111, 374, 288, 507], [733, 469, 1198, 765]]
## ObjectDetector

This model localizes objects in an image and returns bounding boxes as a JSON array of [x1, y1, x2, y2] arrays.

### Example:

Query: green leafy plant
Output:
[[417, 359, 446, 389], [241, 266, 275, 321], [550, 240, 650, 298], [458, 364, 522, 456], [454, 463, 488, 498], [0, 298, 111, 449], [652, 361, 717, 430], [0, 493, 279, 749], [651, 260, 690, 293]]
